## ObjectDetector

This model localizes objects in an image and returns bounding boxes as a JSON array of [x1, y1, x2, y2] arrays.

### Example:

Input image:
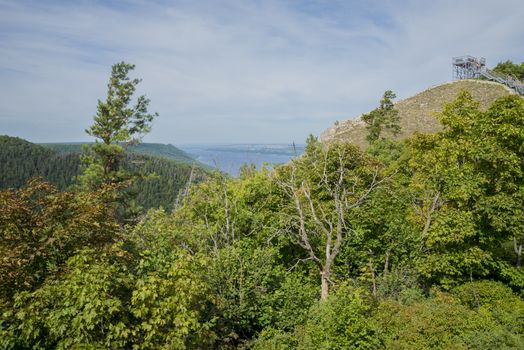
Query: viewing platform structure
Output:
[[452, 55, 524, 95]]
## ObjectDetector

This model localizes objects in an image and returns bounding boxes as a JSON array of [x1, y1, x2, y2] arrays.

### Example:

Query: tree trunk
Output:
[[514, 236, 523, 268], [370, 258, 377, 298], [320, 270, 330, 301], [421, 192, 440, 244], [383, 249, 390, 277]]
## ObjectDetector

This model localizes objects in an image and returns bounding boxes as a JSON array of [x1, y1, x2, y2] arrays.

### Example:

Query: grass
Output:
[[320, 80, 516, 149]]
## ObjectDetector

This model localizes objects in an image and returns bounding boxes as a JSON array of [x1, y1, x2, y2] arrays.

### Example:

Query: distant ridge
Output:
[[1, 136, 208, 210], [320, 80, 516, 148], [41, 142, 198, 165]]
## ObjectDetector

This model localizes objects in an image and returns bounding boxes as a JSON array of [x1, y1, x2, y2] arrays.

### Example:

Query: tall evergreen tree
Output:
[[362, 90, 400, 143], [76, 62, 158, 224], [77, 62, 158, 190]]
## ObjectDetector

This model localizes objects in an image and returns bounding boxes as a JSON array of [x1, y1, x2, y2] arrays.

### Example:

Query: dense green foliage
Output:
[[42, 142, 198, 165], [1, 88, 523, 348], [0, 180, 119, 300], [410, 92, 524, 286], [0, 136, 204, 211], [0, 136, 81, 190]]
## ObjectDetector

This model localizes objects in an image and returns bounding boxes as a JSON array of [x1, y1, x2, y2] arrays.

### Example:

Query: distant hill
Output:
[[0, 136, 207, 210], [41, 142, 198, 164], [320, 80, 516, 148], [0, 136, 81, 190]]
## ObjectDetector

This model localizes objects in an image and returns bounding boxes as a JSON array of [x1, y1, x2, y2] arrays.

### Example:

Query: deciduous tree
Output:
[[275, 138, 384, 299], [410, 92, 524, 288]]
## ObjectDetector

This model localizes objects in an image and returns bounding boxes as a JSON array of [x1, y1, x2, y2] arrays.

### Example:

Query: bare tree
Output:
[[275, 142, 384, 300]]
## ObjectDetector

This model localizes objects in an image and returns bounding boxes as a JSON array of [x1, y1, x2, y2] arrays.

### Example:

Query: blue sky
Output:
[[1, 0, 523, 145]]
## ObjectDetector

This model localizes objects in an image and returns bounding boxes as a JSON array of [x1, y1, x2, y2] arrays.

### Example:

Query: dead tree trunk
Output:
[[276, 145, 383, 300], [514, 236, 523, 268], [320, 270, 330, 300]]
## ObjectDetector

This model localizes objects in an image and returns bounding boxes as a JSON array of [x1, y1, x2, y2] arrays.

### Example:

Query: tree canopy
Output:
[[493, 60, 524, 81]]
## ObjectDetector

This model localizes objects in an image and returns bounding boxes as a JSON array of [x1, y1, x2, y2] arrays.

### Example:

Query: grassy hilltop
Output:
[[321, 80, 515, 147]]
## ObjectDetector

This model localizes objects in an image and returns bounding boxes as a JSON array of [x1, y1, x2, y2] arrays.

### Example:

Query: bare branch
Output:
[[287, 257, 315, 272], [302, 184, 331, 237]]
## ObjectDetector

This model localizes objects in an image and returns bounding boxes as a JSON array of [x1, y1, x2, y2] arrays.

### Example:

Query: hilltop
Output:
[[320, 80, 516, 147]]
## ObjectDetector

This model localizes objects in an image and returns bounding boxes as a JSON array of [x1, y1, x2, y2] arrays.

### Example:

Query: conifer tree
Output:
[[77, 62, 158, 190], [362, 90, 400, 142], [76, 62, 158, 224]]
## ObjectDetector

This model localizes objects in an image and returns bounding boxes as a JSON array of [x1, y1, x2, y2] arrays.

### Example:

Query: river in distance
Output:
[[179, 144, 305, 176]]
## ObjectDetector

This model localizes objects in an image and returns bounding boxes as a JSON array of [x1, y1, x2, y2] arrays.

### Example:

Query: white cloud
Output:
[[0, 0, 523, 144]]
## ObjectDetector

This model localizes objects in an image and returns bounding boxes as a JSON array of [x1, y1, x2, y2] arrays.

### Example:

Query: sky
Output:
[[1, 0, 523, 145]]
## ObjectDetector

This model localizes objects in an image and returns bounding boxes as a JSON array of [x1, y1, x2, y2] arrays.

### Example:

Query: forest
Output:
[[0, 135, 206, 211], [1, 62, 523, 349]]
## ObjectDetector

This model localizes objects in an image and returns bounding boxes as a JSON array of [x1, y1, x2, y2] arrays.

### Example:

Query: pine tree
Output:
[[77, 62, 158, 190], [362, 90, 400, 143], [76, 62, 158, 223]]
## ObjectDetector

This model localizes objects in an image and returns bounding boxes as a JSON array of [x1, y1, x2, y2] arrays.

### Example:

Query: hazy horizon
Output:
[[30, 139, 306, 148]]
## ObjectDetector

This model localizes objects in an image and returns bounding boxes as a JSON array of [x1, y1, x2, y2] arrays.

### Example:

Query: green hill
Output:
[[41, 142, 197, 164], [320, 80, 516, 148], [0, 136, 81, 190], [1, 135, 207, 210]]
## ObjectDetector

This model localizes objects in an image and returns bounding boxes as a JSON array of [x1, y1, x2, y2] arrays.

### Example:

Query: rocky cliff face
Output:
[[320, 80, 515, 148]]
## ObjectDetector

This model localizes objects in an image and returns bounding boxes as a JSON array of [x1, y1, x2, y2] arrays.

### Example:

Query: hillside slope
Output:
[[41, 142, 198, 164], [1, 136, 206, 210], [0, 136, 81, 190], [320, 80, 515, 148]]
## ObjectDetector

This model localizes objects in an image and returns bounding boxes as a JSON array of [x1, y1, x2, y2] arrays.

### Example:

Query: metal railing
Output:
[[452, 55, 524, 95], [479, 68, 524, 95]]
